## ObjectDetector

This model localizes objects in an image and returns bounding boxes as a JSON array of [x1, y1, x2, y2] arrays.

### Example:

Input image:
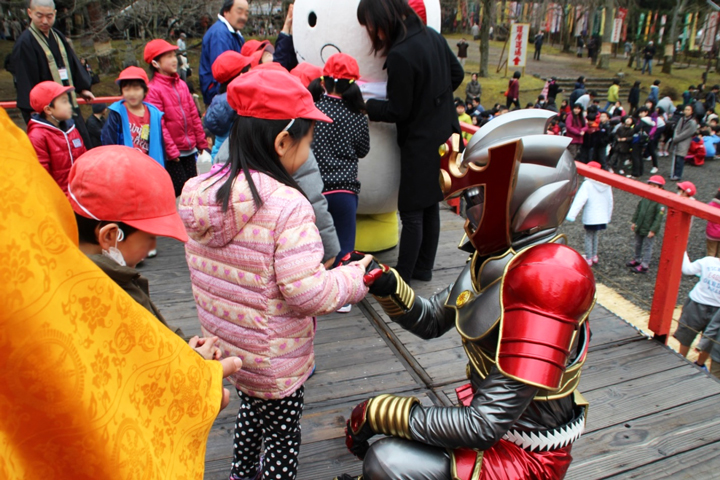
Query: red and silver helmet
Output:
[[440, 110, 578, 256]]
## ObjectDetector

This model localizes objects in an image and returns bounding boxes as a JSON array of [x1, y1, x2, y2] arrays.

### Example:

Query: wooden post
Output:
[[648, 208, 693, 343]]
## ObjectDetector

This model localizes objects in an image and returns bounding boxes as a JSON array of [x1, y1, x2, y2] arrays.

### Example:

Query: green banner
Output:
[[637, 12, 646, 39]]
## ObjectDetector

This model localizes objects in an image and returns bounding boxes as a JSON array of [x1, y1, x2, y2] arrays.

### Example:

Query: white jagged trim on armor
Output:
[[502, 413, 585, 452]]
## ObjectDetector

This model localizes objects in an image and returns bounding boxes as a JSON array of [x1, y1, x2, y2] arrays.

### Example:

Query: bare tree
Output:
[[662, 0, 689, 73], [479, 0, 492, 77]]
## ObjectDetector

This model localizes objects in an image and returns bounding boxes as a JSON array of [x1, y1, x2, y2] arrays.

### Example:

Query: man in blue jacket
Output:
[[199, 0, 248, 106]]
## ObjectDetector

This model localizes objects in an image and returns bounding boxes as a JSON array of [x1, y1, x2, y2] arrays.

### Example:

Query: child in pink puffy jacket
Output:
[[179, 67, 371, 480], [143, 39, 209, 196]]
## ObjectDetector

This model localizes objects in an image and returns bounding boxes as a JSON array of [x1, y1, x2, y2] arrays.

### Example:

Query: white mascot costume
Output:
[[293, 0, 442, 252]]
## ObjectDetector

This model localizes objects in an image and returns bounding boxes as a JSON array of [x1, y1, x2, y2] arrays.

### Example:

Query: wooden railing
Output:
[[0, 97, 122, 109]]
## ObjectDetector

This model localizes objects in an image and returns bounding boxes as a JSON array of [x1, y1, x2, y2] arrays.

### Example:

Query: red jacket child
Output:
[[685, 135, 707, 166], [26, 82, 86, 194], [146, 73, 208, 155]]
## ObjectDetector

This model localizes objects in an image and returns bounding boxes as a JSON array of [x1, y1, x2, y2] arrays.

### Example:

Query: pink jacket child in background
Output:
[[143, 39, 209, 196], [179, 68, 371, 480]]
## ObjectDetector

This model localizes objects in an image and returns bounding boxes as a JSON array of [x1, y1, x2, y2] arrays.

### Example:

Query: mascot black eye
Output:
[[308, 11, 317, 27]]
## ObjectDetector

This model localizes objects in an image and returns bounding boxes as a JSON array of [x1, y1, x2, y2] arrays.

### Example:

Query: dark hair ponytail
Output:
[[324, 77, 366, 114], [307, 78, 324, 102], [213, 116, 311, 212]]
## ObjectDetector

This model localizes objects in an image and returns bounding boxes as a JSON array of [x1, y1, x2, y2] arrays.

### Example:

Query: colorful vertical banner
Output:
[[611, 8, 627, 44], [690, 13, 698, 50], [659, 15, 667, 44], [644, 12, 651, 39], [637, 12, 646, 39], [682, 13, 691, 50], [702, 12, 720, 52]]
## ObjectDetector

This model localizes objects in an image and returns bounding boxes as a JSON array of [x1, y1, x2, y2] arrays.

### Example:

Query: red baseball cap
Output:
[[227, 68, 332, 123], [115, 66, 149, 86], [586, 161, 602, 169], [241, 39, 275, 57], [677, 181, 696, 196], [212, 51, 258, 85], [322, 53, 360, 81], [68, 146, 188, 242], [291, 62, 322, 88], [29, 81, 74, 113], [144, 39, 179, 64], [648, 175, 666, 186]]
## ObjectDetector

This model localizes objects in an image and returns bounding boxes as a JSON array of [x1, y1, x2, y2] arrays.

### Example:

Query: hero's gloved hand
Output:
[[344, 394, 420, 460], [338, 251, 397, 296], [345, 399, 375, 460]]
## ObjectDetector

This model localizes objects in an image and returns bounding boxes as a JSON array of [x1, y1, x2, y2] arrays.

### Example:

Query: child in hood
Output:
[[627, 175, 666, 273], [27, 81, 86, 194], [685, 133, 707, 166], [566, 161, 614, 265]]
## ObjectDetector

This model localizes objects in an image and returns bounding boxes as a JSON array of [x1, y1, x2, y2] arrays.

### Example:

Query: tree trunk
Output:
[[86, 0, 114, 71], [597, 0, 613, 69], [663, 0, 688, 74], [480, 0, 492, 77]]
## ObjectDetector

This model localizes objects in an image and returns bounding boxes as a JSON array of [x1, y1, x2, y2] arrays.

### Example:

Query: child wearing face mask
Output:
[[68, 145, 221, 361], [144, 39, 209, 197], [179, 68, 372, 480]]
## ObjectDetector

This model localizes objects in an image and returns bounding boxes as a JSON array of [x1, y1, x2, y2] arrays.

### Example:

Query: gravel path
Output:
[[559, 156, 720, 310]]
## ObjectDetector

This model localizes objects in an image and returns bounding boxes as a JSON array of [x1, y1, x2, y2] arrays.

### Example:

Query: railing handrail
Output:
[[0, 97, 122, 109]]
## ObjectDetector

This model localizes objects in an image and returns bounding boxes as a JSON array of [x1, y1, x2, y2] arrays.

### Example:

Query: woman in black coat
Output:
[[358, 0, 464, 283]]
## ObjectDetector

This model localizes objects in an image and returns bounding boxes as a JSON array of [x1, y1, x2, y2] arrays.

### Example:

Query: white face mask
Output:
[[102, 228, 126, 266]]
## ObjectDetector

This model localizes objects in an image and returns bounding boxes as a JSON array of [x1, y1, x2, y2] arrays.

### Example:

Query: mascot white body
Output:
[[293, 0, 442, 252]]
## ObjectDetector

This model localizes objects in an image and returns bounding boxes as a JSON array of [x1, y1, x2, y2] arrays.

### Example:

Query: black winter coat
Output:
[[366, 14, 464, 211]]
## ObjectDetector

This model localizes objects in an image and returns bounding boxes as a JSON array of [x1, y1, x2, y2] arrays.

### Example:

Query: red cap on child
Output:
[[212, 51, 259, 85], [648, 175, 666, 186], [586, 161, 602, 169], [144, 39, 179, 64], [29, 81, 74, 113], [677, 181, 696, 197], [322, 53, 360, 81], [68, 146, 189, 242], [115, 66, 149, 86], [226, 68, 332, 123], [408, 0, 428, 24], [291, 62, 322, 88], [241, 39, 275, 57]]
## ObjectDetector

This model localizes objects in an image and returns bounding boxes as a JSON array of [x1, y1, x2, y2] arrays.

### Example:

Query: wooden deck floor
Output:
[[139, 207, 720, 480]]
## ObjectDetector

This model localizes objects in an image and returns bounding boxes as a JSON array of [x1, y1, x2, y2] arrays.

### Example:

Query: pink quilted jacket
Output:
[[707, 199, 720, 240], [179, 170, 368, 399], [146, 73, 209, 154]]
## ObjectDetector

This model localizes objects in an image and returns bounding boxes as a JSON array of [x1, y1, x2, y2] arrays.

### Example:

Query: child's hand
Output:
[[631, 223, 636, 231], [169, 157, 180, 162], [219, 357, 243, 410], [323, 256, 336, 269], [648, 232, 655, 238], [189, 335, 222, 360], [358, 254, 373, 270]]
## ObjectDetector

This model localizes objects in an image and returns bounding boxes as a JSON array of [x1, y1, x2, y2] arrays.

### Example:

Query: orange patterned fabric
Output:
[[0, 108, 223, 479]]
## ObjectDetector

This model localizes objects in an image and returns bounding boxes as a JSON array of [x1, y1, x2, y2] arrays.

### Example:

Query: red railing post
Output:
[[647, 208, 693, 343]]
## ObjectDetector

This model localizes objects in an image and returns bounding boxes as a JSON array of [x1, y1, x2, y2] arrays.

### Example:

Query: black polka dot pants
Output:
[[230, 386, 304, 480], [164, 153, 198, 197]]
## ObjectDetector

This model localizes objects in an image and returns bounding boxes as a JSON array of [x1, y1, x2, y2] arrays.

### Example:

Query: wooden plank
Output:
[[606, 441, 720, 479], [566, 395, 720, 479], [583, 367, 720, 433]]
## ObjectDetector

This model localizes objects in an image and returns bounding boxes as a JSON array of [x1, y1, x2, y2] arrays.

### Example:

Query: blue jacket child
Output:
[[101, 100, 170, 166]]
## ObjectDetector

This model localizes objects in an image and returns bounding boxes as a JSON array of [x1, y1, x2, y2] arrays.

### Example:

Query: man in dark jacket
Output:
[[534, 31, 544, 60], [456, 38, 468, 67], [704, 84, 719, 113], [547, 76, 562, 103], [85, 102, 106, 149], [199, 0, 247, 105], [465, 72, 482, 103], [642, 41, 656, 75], [364, 11, 464, 283], [12, 0, 93, 144]]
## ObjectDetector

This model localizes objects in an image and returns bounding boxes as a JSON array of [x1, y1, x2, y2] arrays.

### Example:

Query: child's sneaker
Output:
[[626, 259, 640, 267], [650, 166, 658, 174], [585, 257, 593, 266], [592, 256, 599, 265], [337, 304, 352, 313], [695, 362, 709, 372], [631, 265, 648, 274]]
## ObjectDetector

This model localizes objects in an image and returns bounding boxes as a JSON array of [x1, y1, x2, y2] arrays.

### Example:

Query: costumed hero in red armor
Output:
[[337, 110, 596, 480]]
